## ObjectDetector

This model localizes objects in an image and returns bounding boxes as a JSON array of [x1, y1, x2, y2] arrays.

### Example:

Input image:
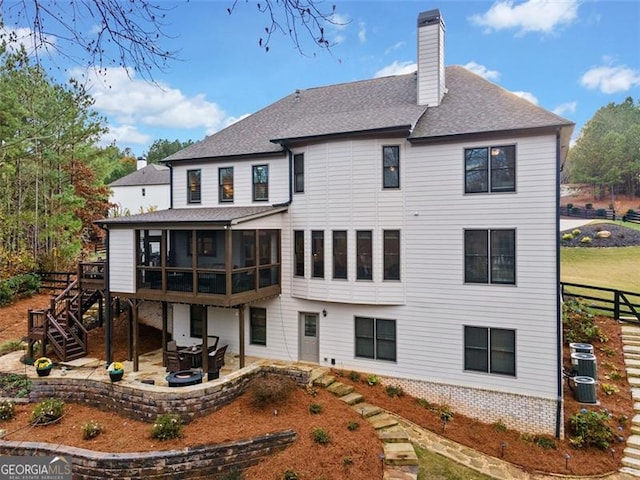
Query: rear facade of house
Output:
[[99, 9, 574, 436]]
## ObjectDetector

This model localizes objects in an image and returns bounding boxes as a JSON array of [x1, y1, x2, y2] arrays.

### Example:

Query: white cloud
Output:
[[374, 61, 416, 78], [358, 22, 366, 43], [511, 91, 539, 104], [581, 64, 640, 94], [0, 26, 57, 55], [333, 34, 346, 46], [330, 13, 351, 30], [100, 125, 151, 147], [463, 61, 500, 81], [385, 41, 406, 55], [553, 101, 577, 116], [469, 0, 579, 35], [75, 67, 228, 132]]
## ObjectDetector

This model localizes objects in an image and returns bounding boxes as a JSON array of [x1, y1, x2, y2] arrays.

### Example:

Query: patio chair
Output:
[[206, 336, 220, 355], [207, 345, 227, 380], [165, 350, 191, 372]]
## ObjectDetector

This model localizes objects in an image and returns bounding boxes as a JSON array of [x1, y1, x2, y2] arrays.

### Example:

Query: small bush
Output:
[[534, 436, 557, 450], [342, 456, 353, 466], [312, 427, 331, 445], [250, 376, 295, 409], [572, 229, 581, 236], [366, 374, 380, 386], [82, 420, 105, 440], [569, 409, 614, 449], [0, 273, 41, 306], [385, 385, 404, 397], [309, 403, 323, 415], [0, 373, 31, 398], [151, 413, 184, 441], [599, 346, 616, 358], [437, 405, 454, 422], [347, 420, 359, 431], [493, 420, 507, 433], [605, 368, 624, 381], [348, 371, 361, 382], [580, 236, 592, 244], [563, 299, 608, 344], [601, 383, 620, 396], [416, 398, 432, 409], [282, 470, 299, 480], [31, 398, 65, 425], [562, 233, 574, 241], [0, 400, 16, 421], [0, 340, 24, 355]]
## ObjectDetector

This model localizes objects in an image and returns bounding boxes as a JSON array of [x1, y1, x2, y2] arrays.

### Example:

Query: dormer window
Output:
[[187, 169, 201, 204]]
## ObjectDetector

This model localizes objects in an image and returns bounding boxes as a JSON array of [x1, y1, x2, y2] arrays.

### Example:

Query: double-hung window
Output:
[[311, 230, 324, 278], [294, 153, 304, 193], [253, 165, 269, 201], [190, 305, 205, 338], [383, 146, 400, 189], [294, 230, 305, 277], [383, 230, 400, 280], [464, 229, 515, 284], [356, 231, 372, 280], [464, 326, 515, 376], [465, 145, 516, 193], [250, 307, 267, 346], [355, 317, 396, 361], [219, 167, 234, 202], [332, 231, 347, 280], [187, 169, 201, 204]]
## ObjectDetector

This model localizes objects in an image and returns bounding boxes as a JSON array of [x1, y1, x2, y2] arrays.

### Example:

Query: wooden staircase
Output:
[[27, 262, 106, 362]]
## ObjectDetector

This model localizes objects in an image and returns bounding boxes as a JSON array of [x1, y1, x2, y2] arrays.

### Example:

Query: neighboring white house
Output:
[[108, 161, 170, 215], [97, 9, 574, 436]]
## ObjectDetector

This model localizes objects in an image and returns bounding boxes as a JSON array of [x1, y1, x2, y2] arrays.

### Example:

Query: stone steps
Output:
[[621, 331, 640, 476], [625, 446, 640, 462], [620, 466, 640, 478], [313, 372, 418, 476]]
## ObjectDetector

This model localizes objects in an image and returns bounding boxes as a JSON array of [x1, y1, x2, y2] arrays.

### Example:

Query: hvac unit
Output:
[[573, 376, 597, 404], [571, 352, 597, 379]]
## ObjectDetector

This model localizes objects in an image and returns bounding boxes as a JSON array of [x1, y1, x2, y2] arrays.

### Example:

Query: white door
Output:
[[299, 313, 319, 363]]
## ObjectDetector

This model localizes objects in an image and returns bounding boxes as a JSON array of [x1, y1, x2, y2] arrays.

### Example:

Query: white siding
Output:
[[110, 184, 170, 214], [171, 156, 289, 208], [108, 229, 136, 293]]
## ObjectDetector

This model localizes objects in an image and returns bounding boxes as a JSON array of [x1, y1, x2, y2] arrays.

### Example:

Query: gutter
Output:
[[555, 128, 563, 439], [104, 228, 112, 368], [272, 143, 293, 208]]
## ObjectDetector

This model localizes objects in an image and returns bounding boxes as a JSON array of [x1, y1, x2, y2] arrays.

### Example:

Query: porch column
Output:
[[126, 301, 133, 361], [202, 305, 209, 372], [132, 299, 139, 372], [238, 304, 245, 368], [161, 301, 168, 366]]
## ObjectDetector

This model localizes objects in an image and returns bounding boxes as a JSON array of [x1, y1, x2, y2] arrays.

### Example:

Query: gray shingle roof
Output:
[[109, 164, 170, 187], [97, 205, 287, 227], [163, 66, 573, 163]]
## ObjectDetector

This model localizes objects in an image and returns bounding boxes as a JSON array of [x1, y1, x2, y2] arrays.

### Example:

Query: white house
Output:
[[97, 9, 574, 436], [108, 160, 170, 215]]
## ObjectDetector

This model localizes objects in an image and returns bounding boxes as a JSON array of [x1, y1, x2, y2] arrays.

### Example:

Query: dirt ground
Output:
[[562, 187, 640, 213], [0, 294, 634, 478]]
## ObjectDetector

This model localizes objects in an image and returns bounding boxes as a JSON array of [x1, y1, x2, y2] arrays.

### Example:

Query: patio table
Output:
[[179, 346, 202, 368]]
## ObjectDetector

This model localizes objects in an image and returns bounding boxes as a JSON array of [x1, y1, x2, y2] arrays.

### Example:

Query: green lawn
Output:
[[416, 446, 494, 480], [561, 246, 640, 293]]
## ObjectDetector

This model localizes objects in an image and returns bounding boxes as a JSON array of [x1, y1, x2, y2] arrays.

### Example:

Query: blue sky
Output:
[[3, 1, 640, 157]]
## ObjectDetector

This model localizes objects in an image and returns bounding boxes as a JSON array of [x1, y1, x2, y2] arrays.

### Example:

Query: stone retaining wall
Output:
[[28, 363, 311, 423], [0, 430, 296, 480]]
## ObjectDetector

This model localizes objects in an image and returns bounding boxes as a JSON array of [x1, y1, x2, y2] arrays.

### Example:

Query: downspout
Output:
[[555, 128, 563, 438], [273, 145, 293, 207], [104, 228, 112, 368], [167, 162, 174, 209]]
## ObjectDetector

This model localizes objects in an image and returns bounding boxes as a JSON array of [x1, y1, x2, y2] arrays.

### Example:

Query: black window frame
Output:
[[383, 230, 400, 280], [355, 317, 397, 362], [382, 145, 400, 189], [464, 326, 516, 376], [252, 164, 269, 202], [464, 229, 516, 285], [293, 153, 304, 193], [294, 230, 305, 277], [356, 230, 373, 280], [190, 304, 205, 338], [332, 230, 347, 280], [464, 145, 516, 194], [250, 307, 267, 346], [219, 166, 234, 203], [311, 230, 324, 278], [187, 169, 202, 204]]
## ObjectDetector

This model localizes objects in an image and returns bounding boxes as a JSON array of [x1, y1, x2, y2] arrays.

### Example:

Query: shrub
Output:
[[0, 273, 41, 306], [347, 420, 359, 431], [562, 233, 574, 241], [563, 299, 608, 343], [31, 398, 65, 425], [82, 420, 105, 440], [580, 236, 592, 244], [569, 409, 614, 449], [342, 456, 353, 466], [601, 383, 620, 396], [312, 427, 331, 445], [493, 420, 507, 433], [0, 373, 31, 398], [309, 403, 323, 415], [416, 398, 432, 409], [437, 405, 454, 422], [348, 371, 361, 382], [282, 470, 299, 480], [151, 413, 184, 441], [572, 229, 581, 236], [250, 376, 295, 409], [0, 400, 16, 421], [605, 368, 624, 381], [0, 340, 24, 355], [534, 436, 557, 450], [366, 374, 380, 386], [385, 385, 404, 397]]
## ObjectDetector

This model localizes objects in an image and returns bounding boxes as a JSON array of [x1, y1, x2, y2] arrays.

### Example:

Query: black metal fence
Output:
[[560, 282, 640, 322]]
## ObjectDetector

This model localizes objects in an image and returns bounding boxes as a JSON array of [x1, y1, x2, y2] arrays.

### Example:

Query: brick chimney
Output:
[[417, 9, 446, 107]]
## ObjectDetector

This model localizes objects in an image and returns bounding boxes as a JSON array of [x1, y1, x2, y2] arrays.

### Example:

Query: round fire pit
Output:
[[165, 370, 203, 387]]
